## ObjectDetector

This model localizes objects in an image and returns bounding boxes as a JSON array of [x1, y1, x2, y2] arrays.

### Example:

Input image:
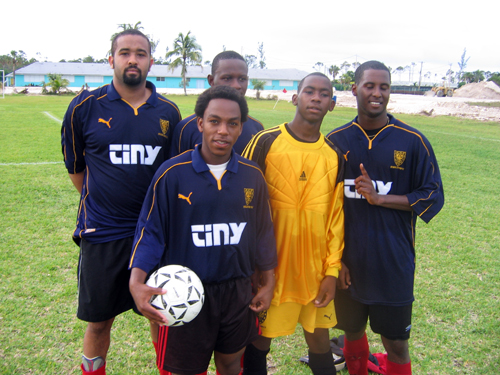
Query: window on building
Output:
[[279, 80, 294, 87], [85, 76, 104, 83], [156, 77, 165, 81], [62, 75, 75, 82], [24, 75, 44, 83]]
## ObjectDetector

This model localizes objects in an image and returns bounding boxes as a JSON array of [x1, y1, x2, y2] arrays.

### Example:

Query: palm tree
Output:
[[46, 74, 70, 94], [165, 31, 202, 96], [328, 65, 340, 81], [251, 79, 266, 99], [8, 50, 27, 85], [110, 21, 159, 56]]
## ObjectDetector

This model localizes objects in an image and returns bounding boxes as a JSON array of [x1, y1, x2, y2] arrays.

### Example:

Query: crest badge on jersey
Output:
[[391, 150, 406, 170], [244, 188, 254, 209], [159, 119, 169, 138]]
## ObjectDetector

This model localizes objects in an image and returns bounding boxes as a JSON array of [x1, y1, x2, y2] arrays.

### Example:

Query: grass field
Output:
[[0, 93, 499, 374]]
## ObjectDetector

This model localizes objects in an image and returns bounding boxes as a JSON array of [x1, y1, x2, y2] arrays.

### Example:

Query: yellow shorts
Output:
[[258, 300, 337, 338]]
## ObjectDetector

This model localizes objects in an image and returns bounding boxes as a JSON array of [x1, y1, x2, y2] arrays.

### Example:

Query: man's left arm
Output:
[[317, 176, 345, 307], [356, 135, 444, 222]]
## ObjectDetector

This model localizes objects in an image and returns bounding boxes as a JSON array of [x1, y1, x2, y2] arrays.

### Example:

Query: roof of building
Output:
[[12, 62, 310, 81]]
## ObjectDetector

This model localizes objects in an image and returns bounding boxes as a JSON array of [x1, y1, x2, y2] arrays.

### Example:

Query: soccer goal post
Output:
[[1, 70, 4, 99]]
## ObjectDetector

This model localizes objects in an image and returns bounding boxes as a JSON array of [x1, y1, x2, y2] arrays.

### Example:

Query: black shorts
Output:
[[334, 290, 413, 340], [77, 237, 136, 322], [158, 277, 260, 374]]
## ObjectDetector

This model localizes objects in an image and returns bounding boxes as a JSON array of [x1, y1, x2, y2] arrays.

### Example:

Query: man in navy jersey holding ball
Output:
[[129, 85, 277, 375], [61, 29, 181, 375], [327, 61, 444, 375]]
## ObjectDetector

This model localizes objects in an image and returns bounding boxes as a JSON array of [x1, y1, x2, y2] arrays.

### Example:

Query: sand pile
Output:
[[453, 81, 500, 100]]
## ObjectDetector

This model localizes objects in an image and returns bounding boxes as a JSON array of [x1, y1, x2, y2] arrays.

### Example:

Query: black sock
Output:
[[242, 343, 269, 375], [308, 350, 336, 375]]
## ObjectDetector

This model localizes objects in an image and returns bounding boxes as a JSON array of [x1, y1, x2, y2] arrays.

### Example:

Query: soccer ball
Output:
[[146, 264, 205, 327]]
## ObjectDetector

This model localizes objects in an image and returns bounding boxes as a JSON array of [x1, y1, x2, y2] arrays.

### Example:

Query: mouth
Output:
[[125, 67, 140, 74], [214, 139, 230, 147], [307, 106, 322, 113]]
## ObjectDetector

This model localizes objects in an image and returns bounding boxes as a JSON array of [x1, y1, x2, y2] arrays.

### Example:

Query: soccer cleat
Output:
[[299, 353, 346, 372]]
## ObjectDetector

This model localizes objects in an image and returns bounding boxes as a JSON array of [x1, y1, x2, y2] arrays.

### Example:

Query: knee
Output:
[[87, 320, 113, 336], [382, 337, 410, 363], [251, 336, 272, 352], [303, 328, 330, 353]]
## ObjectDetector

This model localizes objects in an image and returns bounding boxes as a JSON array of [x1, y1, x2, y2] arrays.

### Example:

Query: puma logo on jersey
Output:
[[98, 118, 112, 128], [299, 171, 307, 181], [191, 223, 247, 247], [344, 151, 350, 162], [323, 314, 332, 320], [344, 178, 392, 199], [178, 192, 192, 205], [109, 144, 162, 165]]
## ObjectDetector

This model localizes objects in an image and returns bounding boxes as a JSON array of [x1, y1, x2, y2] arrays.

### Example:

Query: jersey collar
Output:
[[191, 144, 238, 174], [107, 80, 158, 107]]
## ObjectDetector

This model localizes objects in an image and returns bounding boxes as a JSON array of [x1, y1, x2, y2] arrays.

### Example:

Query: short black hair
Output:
[[211, 51, 247, 76], [355, 61, 391, 84], [297, 72, 332, 94], [111, 29, 151, 57], [195, 86, 249, 123]]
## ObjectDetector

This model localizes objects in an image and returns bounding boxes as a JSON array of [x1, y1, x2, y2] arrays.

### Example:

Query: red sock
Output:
[[343, 333, 369, 375], [81, 363, 106, 375], [386, 359, 411, 375]]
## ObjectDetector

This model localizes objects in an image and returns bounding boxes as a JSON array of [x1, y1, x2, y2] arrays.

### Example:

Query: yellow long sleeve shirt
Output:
[[243, 123, 345, 305]]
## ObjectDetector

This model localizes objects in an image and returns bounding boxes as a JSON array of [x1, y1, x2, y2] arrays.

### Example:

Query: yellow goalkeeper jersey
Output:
[[243, 123, 345, 305]]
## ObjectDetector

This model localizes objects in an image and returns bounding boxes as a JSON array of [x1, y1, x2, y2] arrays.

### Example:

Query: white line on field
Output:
[[43, 111, 62, 123], [0, 161, 62, 166], [424, 129, 500, 142]]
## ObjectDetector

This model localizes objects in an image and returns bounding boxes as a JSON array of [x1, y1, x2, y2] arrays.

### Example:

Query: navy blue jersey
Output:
[[170, 113, 264, 157], [62, 81, 181, 243], [129, 145, 278, 284], [327, 115, 444, 305]]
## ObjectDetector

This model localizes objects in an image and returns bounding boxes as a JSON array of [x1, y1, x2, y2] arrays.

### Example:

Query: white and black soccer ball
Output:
[[146, 265, 205, 327]]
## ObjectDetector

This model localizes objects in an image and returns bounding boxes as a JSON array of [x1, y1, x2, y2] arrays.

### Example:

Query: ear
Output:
[[197, 116, 204, 133], [291, 93, 298, 106], [207, 74, 214, 87], [108, 55, 114, 69], [329, 99, 336, 112], [352, 83, 357, 96], [149, 57, 154, 71]]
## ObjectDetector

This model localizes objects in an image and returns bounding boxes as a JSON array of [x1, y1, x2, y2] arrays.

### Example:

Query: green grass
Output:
[[1, 94, 499, 374]]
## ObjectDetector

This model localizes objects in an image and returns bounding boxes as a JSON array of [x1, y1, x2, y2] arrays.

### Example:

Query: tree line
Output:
[[2, 24, 498, 91]]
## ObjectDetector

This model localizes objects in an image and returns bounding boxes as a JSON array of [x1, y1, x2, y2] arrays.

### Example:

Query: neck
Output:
[[113, 80, 151, 107], [287, 119, 321, 142], [357, 111, 388, 131]]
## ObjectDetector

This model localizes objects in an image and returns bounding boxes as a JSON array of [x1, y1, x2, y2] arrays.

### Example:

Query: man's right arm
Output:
[[69, 172, 84, 194]]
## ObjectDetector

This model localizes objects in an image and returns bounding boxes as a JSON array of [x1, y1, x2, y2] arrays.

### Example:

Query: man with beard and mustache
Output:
[[61, 29, 181, 375]]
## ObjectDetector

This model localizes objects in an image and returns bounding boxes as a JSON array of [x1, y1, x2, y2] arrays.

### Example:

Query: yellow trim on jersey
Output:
[[129, 160, 192, 267]]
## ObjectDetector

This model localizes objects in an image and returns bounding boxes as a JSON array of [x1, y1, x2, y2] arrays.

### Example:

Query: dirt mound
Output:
[[453, 82, 500, 100]]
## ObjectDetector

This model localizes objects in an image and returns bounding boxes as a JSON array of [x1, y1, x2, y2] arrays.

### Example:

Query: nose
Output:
[[230, 80, 243, 92], [218, 122, 229, 134], [128, 53, 138, 65]]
